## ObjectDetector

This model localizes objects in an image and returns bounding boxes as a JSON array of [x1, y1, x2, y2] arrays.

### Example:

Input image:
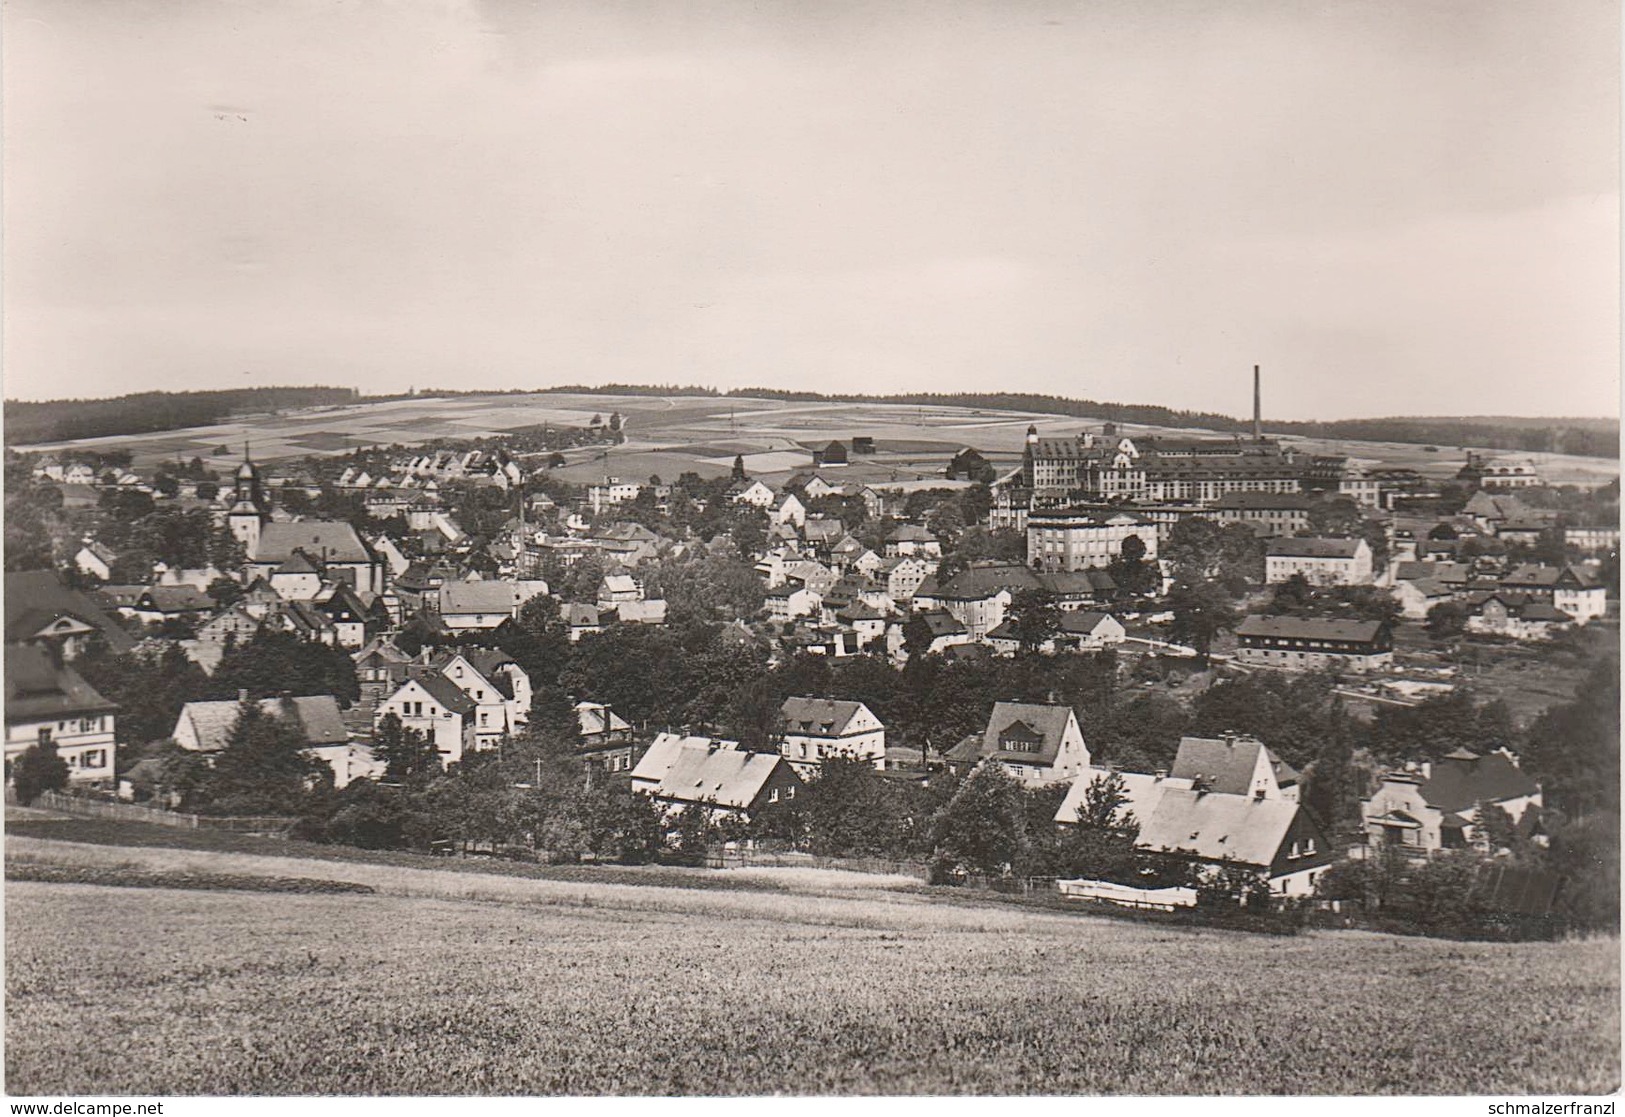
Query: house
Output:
[[1234, 615, 1393, 673], [247, 521, 384, 595], [427, 649, 529, 745], [375, 675, 478, 764], [1167, 734, 1299, 801], [596, 573, 644, 607], [113, 585, 218, 627], [437, 580, 535, 631], [576, 701, 637, 773], [984, 610, 1126, 655], [173, 693, 349, 753], [777, 696, 886, 776], [1363, 749, 1542, 856], [1459, 453, 1540, 489], [4, 643, 117, 785], [1391, 576, 1457, 621], [562, 603, 603, 643], [611, 599, 668, 627], [771, 492, 807, 528], [876, 556, 930, 604], [170, 693, 370, 788], [728, 479, 776, 509], [884, 523, 942, 559], [1264, 537, 1374, 586], [631, 733, 805, 820], [1565, 525, 1620, 554], [1210, 493, 1314, 537], [1462, 593, 1572, 641], [1498, 564, 1607, 625], [587, 477, 642, 514], [269, 551, 326, 601], [909, 609, 972, 657], [765, 584, 821, 622], [834, 601, 889, 648], [1055, 765, 1335, 897], [812, 441, 849, 468], [6, 570, 135, 659], [311, 581, 377, 648], [945, 702, 1089, 787], [74, 541, 119, 582], [1027, 509, 1158, 572], [353, 635, 414, 703]]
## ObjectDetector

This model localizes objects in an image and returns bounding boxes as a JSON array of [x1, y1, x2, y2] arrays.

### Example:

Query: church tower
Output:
[[226, 443, 269, 558]]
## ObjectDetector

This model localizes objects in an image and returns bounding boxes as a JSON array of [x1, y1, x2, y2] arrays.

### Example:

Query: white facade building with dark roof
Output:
[[777, 696, 886, 775]]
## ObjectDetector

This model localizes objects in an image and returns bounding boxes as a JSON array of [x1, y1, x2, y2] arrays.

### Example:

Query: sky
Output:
[[3, 0, 1619, 419]]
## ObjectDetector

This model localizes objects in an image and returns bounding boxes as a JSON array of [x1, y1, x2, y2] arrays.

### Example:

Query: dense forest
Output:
[[5, 387, 361, 445]]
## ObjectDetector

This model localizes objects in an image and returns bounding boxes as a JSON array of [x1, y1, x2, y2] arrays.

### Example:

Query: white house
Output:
[[765, 585, 821, 622], [375, 675, 478, 765], [1055, 763, 1334, 898], [777, 696, 886, 776], [945, 702, 1089, 787], [74, 541, 118, 582], [1264, 537, 1374, 586], [631, 733, 804, 821], [729, 480, 776, 510], [1363, 749, 1542, 856], [4, 644, 117, 786]]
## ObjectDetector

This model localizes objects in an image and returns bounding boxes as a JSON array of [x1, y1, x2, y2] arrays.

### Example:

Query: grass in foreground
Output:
[[6, 870, 1619, 1095]]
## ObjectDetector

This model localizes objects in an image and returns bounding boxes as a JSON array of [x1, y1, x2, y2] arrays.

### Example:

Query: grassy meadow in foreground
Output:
[[6, 874, 1618, 1096]]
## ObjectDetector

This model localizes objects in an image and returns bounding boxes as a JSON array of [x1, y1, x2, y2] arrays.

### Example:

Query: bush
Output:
[[12, 741, 70, 806]]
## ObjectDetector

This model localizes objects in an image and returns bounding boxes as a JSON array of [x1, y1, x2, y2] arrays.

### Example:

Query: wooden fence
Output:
[[31, 791, 297, 836]]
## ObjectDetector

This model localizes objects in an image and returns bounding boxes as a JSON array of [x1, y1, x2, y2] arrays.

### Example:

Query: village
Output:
[[4, 382, 1616, 932]]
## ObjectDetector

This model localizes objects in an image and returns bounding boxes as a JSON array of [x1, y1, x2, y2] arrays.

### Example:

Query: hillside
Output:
[[5, 830, 1620, 1096]]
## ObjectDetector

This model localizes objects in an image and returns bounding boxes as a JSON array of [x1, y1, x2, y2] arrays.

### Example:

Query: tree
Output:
[[731, 455, 748, 482], [1005, 588, 1061, 654], [1166, 579, 1238, 666], [803, 757, 911, 858], [1054, 770, 1145, 883], [1424, 601, 1467, 642], [206, 576, 245, 609], [11, 740, 70, 805], [902, 612, 937, 665], [372, 712, 442, 784], [929, 762, 1030, 880], [199, 697, 331, 816], [1105, 532, 1157, 597]]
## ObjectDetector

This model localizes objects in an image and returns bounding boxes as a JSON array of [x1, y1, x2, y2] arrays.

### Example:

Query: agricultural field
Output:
[[11, 389, 1617, 489], [6, 834, 1619, 1096]]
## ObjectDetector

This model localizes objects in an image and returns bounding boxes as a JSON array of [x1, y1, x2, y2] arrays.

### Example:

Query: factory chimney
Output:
[[1252, 365, 1262, 441]]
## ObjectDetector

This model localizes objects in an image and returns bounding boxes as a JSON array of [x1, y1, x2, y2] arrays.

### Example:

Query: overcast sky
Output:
[[4, 0, 1618, 418]]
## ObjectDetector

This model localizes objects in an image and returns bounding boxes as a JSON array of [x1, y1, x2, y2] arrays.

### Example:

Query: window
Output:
[[1303, 837, 1316, 855], [769, 788, 780, 803], [785, 786, 796, 799], [37, 727, 52, 745], [80, 749, 105, 769]]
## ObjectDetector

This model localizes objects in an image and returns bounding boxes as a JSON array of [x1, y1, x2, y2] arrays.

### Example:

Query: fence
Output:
[[703, 847, 929, 880], [31, 791, 298, 836]]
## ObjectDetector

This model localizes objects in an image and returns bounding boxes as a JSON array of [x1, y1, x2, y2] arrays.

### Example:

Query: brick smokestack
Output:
[[1252, 365, 1261, 441]]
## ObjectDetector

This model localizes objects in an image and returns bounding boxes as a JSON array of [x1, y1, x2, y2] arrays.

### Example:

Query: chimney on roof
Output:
[[1252, 365, 1262, 441], [237, 688, 249, 703]]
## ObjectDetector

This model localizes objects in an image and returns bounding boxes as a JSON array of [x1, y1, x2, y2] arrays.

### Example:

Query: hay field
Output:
[[5, 837, 1619, 1096]]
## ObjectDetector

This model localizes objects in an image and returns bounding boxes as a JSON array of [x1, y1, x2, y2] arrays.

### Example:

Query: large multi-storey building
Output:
[[1023, 424, 1303, 505], [1027, 508, 1158, 572]]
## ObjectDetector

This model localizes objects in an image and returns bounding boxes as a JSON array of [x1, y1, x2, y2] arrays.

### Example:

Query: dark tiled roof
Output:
[[1236, 615, 1385, 643], [5, 570, 135, 653], [5, 644, 118, 722], [1419, 752, 1540, 814]]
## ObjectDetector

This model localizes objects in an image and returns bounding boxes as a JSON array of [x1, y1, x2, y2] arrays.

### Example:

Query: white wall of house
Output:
[[5, 715, 115, 783], [376, 682, 471, 764]]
